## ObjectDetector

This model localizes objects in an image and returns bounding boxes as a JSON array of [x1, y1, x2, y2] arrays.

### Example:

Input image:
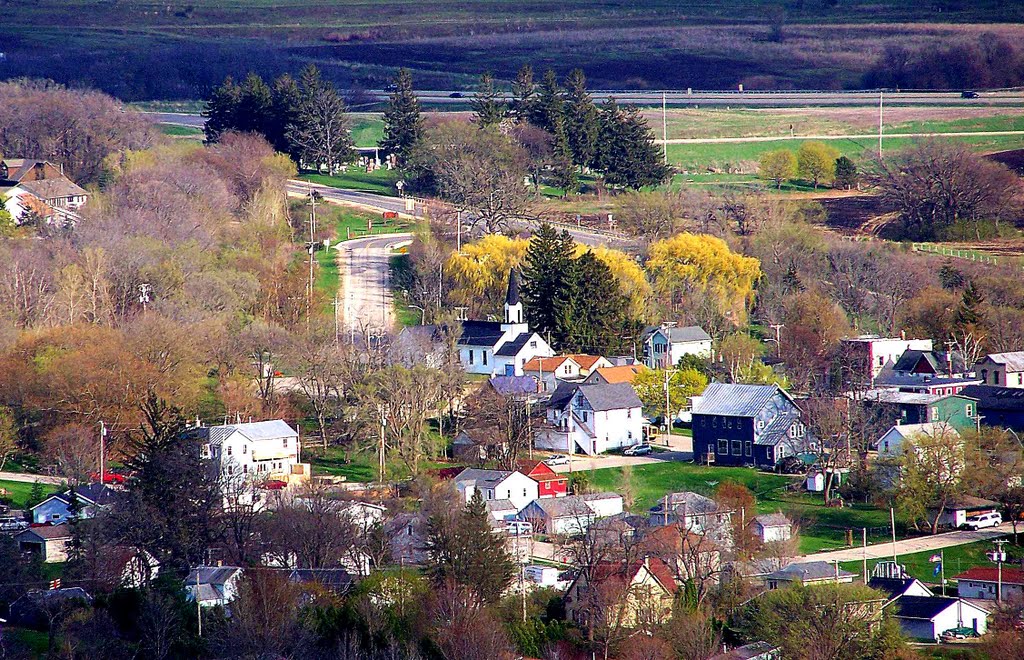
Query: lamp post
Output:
[[407, 304, 425, 325]]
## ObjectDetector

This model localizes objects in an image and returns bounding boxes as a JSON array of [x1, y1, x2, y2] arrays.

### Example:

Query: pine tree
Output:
[[425, 491, 515, 604], [510, 64, 536, 123], [531, 69, 563, 133], [563, 251, 630, 353], [289, 66, 354, 175], [953, 281, 985, 333], [202, 76, 242, 144], [379, 68, 423, 165], [562, 68, 599, 169], [268, 73, 302, 157], [236, 72, 274, 135], [596, 100, 671, 189], [471, 72, 506, 128], [521, 223, 576, 344], [549, 116, 578, 196]]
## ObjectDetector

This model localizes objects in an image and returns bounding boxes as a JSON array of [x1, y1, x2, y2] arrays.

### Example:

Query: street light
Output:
[[407, 304, 425, 325]]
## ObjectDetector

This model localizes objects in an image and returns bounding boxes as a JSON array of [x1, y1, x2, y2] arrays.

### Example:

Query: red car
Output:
[[89, 472, 126, 485]]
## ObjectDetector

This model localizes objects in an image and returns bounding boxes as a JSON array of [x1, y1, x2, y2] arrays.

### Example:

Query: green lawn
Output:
[[840, 540, 1024, 586], [305, 444, 452, 482], [0, 479, 60, 508], [301, 168, 401, 195], [587, 462, 903, 554], [668, 133, 1024, 171], [351, 114, 385, 148], [158, 124, 204, 138]]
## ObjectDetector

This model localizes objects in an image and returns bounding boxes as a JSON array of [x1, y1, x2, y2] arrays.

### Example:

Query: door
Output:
[[504, 363, 515, 376]]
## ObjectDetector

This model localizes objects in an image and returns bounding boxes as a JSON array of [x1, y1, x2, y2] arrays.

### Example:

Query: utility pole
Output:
[[990, 540, 1008, 602], [456, 210, 462, 253], [664, 367, 672, 438], [662, 91, 668, 165], [332, 295, 342, 346], [377, 404, 387, 483], [878, 91, 884, 159], [307, 242, 315, 330], [769, 323, 784, 357], [196, 570, 203, 636], [98, 421, 107, 485]]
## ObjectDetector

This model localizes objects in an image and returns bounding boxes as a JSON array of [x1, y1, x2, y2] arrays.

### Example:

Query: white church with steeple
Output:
[[455, 269, 553, 376]]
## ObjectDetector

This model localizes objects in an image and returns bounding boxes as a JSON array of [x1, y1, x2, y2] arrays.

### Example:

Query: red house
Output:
[[517, 460, 568, 499]]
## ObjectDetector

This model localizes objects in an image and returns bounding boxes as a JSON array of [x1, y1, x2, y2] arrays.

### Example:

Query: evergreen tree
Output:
[[510, 64, 536, 123], [112, 394, 221, 574], [562, 68, 599, 169], [202, 76, 242, 144], [595, 100, 671, 189], [380, 68, 423, 165], [531, 69, 563, 133], [289, 66, 354, 175], [471, 72, 506, 128], [953, 281, 985, 333], [236, 72, 274, 135], [549, 116, 578, 195], [268, 73, 302, 157], [563, 251, 631, 353], [834, 155, 858, 190], [425, 491, 515, 604], [521, 224, 577, 343]]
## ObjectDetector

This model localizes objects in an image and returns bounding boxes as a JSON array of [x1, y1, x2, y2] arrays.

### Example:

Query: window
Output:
[[581, 411, 588, 422], [482, 351, 488, 365], [712, 417, 718, 428], [627, 431, 633, 440], [468, 350, 474, 365], [966, 404, 974, 417], [51, 513, 60, 520], [242, 444, 248, 454], [718, 439, 728, 454], [243, 465, 249, 474], [487, 489, 494, 499], [757, 420, 765, 431], [226, 445, 233, 457], [1019, 373, 1023, 386], [283, 437, 288, 447], [523, 488, 527, 497], [530, 340, 537, 348], [745, 441, 752, 456], [627, 409, 632, 419], [878, 356, 884, 366], [731, 440, 742, 455], [228, 466, 234, 475], [931, 407, 939, 418]]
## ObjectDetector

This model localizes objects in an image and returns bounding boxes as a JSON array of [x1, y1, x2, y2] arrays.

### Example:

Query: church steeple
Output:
[[504, 269, 524, 326]]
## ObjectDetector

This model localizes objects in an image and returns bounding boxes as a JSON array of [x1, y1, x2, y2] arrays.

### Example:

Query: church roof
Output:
[[506, 269, 520, 306]]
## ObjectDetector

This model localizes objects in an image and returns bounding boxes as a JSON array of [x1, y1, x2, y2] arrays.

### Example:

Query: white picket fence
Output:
[[911, 242, 1017, 268]]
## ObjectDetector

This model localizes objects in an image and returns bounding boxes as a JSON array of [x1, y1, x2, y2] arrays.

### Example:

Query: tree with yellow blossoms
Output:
[[574, 245, 651, 320], [445, 235, 529, 317], [646, 233, 761, 328]]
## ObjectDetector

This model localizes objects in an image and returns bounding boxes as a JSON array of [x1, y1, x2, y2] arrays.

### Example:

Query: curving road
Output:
[[337, 233, 413, 336]]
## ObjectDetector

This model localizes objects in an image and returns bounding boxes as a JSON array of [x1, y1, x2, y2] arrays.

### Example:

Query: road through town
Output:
[[337, 233, 413, 336], [802, 524, 1010, 563]]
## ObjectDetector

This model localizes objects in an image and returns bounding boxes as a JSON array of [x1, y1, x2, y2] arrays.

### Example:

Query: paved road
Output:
[[802, 524, 1010, 563], [0, 471, 64, 486], [338, 233, 413, 335]]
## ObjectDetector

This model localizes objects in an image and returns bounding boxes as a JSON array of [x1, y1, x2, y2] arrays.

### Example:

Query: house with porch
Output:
[[564, 558, 679, 629], [536, 381, 643, 455], [691, 383, 808, 469], [193, 419, 310, 496], [519, 492, 623, 535], [640, 325, 712, 369]]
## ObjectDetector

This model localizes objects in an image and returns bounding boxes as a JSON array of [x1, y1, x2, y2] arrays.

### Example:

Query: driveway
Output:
[[0, 471, 64, 486], [802, 524, 1010, 563]]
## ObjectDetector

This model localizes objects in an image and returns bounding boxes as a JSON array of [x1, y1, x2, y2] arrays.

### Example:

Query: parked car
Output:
[[544, 454, 569, 466], [623, 444, 652, 456], [941, 627, 979, 641], [963, 512, 1002, 530], [506, 520, 533, 535], [0, 516, 28, 533], [961, 90, 979, 99]]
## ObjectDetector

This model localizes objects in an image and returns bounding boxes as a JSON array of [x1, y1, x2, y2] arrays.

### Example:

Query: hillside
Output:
[[5, 0, 1024, 99]]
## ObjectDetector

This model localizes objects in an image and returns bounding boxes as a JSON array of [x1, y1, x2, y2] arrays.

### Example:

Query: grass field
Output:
[[159, 124, 204, 138], [840, 540, 1024, 585], [587, 462, 904, 554], [0, 479, 60, 508], [302, 169, 400, 196], [351, 115, 385, 149]]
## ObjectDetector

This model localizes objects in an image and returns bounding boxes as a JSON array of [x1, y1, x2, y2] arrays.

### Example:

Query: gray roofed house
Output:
[[454, 468, 539, 511], [288, 568, 355, 595], [893, 349, 969, 377], [9, 588, 93, 628], [709, 641, 780, 660], [764, 561, 856, 588], [18, 177, 88, 201], [641, 324, 713, 369], [15, 523, 73, 563], [976, 351, 1024, 388], [539, 381, 645, 455], [691, 383, 808, 469], [185, 566, 244, 608], [649, 491, 731, 534], [485, 498, 518, 522], [519, 492, 624, 535], [752, 513, 793, 544]]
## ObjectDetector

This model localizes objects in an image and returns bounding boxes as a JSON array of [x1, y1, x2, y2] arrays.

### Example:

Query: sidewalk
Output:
[[0, 471, 64, 486], [802, 524, 1010, 563]]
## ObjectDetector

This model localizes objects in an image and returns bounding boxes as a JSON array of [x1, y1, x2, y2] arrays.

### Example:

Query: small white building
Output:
[[752, 513, 792, 544], [875, 422, 960, 459], [453, 468, 539, 512], [976, 352, 1024, 388], [888, 595, 989, 641], [536, 381, 644, 455], [524, 564, 568, 589]]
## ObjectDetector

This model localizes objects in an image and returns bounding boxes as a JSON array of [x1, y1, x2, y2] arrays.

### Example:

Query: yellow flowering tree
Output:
[[445, 235, 529, 316], [575, 245, 651, 321]]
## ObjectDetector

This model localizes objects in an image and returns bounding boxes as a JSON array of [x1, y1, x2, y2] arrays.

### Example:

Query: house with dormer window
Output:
[[691, 383, 808, 469], [536, 381, 643, 455]]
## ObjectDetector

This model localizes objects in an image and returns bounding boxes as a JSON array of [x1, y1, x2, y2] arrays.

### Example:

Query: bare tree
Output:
[[431, 581, 513, 660], [460, 383, 533, 471], [263, 481, 360, 569]]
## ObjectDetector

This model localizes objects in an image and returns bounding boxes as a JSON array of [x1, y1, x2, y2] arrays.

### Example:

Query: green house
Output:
[[863, 391, 978, 433]]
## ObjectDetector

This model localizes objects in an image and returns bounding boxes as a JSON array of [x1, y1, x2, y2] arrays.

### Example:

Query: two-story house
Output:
[[453, 468, 539, 511], [1, 158, 89, 225], [522, 355, 584, 393], [641, 325, 712, 369], [975, 352, 1024, 388], [691, 383, 807, 469], [564, 558, 678, 630], [194, 419, 310, 490], [839, 335, 933, 386], [959, 384, 1024, 432], [861, 391, 978, 433], [517, 459, 568, 498], [536, 381, 644, 455]]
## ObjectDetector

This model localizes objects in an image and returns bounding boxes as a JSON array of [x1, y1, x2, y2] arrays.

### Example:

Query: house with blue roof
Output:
[[690, 383, 808, 468]]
